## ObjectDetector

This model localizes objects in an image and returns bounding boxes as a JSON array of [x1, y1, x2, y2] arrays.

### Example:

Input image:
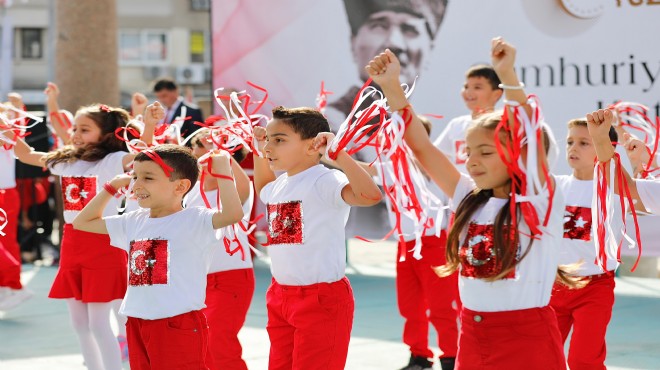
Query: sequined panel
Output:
[[267, 201, 303, 245], [563, 205, 592, 241], [129, 239, 169, 286], [459, 223, 517, 279], [61, 176, 97, 211]]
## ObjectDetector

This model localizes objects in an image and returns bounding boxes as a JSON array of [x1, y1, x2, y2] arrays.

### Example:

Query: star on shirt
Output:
[[574, 216, 588, 229], [79, 190, 89, 199], [146, 258, 157, 268]]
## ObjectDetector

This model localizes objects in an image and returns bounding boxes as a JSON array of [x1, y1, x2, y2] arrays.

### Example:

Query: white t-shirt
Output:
[[433, 115, 473, 174], [637, 178, 660, 214], [49, 152, 126, 224], [260, 164, 350, 285], [105, 206, 221, 320], [450, 174, 564, 312], [0, 148, 16, 189], [378, 165, 449, 241], [186, 183, 254, 272], [555, 175, 621, 275]]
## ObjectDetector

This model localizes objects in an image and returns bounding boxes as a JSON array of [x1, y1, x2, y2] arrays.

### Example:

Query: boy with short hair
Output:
[[253, 106, 382, 369], [551, 118, 621, 370], [433, 64, 503, 173], [73, 144, 244, 370]]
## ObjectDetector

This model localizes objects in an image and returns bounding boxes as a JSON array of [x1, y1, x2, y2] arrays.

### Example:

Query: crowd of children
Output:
[[1, 35, 659, 370]]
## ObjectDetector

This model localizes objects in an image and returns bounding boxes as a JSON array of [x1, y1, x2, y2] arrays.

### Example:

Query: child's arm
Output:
[[131, 92, 148, 118], [210, 150, 244, 229], [252, 125, 277, 196], [140, 101, 164, 147], [365, 49, 461, 198], [622, 132, 657, 178], [72, 174, 132, 234], [230, 157, 251, 204], [314, 132, 382, 206], [0, 126, 48, 168], [44, 83, 71, 144], [586, 109, 640, 200], [491, 37, 550, 188]]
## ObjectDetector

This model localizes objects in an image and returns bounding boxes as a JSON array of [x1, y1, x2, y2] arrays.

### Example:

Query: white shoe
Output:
[[0, 288, 34, 311]]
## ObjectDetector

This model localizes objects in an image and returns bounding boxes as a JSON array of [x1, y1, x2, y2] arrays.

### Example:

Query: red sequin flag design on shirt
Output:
[[563, 206, 592, 241], [454, 140, 467, 165], [459, 223, 517, 279], [267, 201, 303, 245], [129, 239, 169, 286], [61, 176, 97, 211]]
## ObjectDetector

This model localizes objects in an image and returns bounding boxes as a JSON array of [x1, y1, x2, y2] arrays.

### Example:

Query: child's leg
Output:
[[417, 235, 460, 359], [112, 299, 127, 336], [205, 269, 255, 370], [396, 240, 433, 359], [88, 302, 123, 370], [550, 283, 576, 343], [566, 275, 615, 370], [289, 278, 354, 370], [66, 299, 104, 370], [266, 281, 296, 370]]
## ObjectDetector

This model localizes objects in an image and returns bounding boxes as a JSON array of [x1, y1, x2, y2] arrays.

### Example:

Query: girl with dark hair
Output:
[[366, 38, 574, 369]]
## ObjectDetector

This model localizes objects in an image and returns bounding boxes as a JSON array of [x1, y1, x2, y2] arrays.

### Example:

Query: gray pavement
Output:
[[1, 240, 659, 369]]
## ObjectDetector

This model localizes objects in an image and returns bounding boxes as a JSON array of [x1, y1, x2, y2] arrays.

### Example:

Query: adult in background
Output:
[[152, 78, 204, 140]]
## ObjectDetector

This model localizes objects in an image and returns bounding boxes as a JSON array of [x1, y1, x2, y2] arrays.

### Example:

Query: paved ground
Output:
[[1, 240, 659, 369]]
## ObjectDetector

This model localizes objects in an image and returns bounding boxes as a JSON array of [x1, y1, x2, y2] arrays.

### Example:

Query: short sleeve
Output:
[[260, 181, 274, 204], [450, 174, 476, 212], [189, 207, 222, 249], [104, 213, 129, 251], [48, 161, 65, 176], [433, 120, 456, 156], [315, 170, 349, 208], [637, 179, 660, 213]]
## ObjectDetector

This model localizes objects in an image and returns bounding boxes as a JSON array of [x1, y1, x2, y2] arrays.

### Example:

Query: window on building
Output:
[[190, 31, 205, 63], [20, 28, 43, 59], [119, 30, 169, 65], [190, 0, 210, 11]]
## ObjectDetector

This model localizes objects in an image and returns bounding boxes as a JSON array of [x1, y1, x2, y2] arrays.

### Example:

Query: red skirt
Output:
[[49, 224, 127, 302]]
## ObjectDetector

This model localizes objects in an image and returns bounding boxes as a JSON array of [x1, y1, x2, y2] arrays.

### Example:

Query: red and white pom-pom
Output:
[[494, 95, 554, 239], [609, 101, 660, 179], [211, 83, 270, 157], [0, 103, 44, 149], [593, 153, 642, 272], [326, 78, 388, 160], [378, 109, 446, 261], [315, 81, 333, 116], [221, 185, 264, 260], [114, 117, 152, 154]]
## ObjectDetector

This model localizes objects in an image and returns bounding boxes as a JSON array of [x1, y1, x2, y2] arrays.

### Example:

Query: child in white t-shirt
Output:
[[368, 39, 571, 369], [4, 101, 161, 369], [253, 106, 382, 369], [551, 118, 622, 369], [188, 129, 255, 370], [433, 65, 503, 174], [72, 144, 243, 370]]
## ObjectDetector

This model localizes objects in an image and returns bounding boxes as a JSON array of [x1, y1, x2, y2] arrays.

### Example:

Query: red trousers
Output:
[[204, 268, 255, 370], [266, 277, 354, 370], [550, 273, 615, 370], [396, 233, 460, 359], [126, 310, 209, 370], [0, 188, 21, 290], [457, 306, 566, 370]]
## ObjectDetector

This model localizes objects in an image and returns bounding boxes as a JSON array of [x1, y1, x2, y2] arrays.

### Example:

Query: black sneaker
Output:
[[399, 355, 433, 370], [439, 357, 456, 370]]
